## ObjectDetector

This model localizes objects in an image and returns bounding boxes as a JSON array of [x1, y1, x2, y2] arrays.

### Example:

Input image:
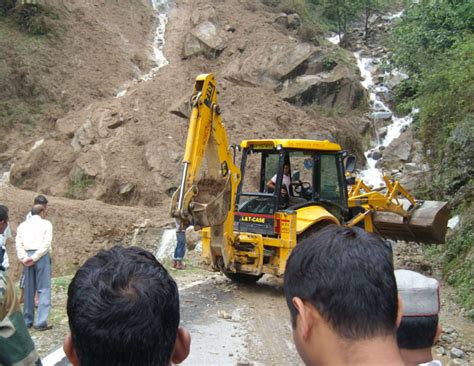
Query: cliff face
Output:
[[4, 0, 367, 206]]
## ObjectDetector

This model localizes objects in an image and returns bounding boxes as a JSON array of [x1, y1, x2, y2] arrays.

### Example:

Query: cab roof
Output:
[[240, 139, 342, 152]]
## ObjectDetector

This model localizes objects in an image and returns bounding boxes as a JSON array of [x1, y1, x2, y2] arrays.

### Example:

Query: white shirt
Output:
[[271, 174, 291, 193], [16, 215, 53, 263], [0, 225, 10, 269], [419, 361, 442, 366]]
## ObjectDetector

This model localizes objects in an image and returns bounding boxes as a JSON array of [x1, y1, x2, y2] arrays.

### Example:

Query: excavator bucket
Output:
[[188, 177, 232, 228], [372, 200, 450, 244]]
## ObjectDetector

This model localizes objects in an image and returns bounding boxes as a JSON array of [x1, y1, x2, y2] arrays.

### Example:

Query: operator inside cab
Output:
[[267, 163, 292, 209], [266, 164, 291, 194]]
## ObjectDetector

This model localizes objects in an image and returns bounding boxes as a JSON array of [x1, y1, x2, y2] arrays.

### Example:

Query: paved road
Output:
[[42, 275, 301, 366]]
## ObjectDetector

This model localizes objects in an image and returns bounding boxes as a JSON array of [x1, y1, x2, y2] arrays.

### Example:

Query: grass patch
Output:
[[66, 173, 94, 200], [52, 275, 73, 290]]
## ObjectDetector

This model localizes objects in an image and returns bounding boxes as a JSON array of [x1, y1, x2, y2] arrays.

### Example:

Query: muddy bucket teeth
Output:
[[373, 200, 450, 244], [190, 177, 231, 227]]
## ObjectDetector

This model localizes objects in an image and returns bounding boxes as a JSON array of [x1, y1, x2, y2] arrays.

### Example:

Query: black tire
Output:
[[223, 271, 263, 284]]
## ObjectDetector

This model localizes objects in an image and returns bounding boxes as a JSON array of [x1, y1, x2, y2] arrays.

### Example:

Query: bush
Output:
[[13, 4, 51, 35], [0, 0, 16, 16], [66, 173, 94, 200]]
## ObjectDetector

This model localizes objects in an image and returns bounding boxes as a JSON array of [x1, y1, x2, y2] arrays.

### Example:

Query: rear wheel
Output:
[[223, 271, 263, 284]]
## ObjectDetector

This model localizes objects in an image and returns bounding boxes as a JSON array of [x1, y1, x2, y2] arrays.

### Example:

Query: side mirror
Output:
[[344, 155, 356, 173], [292, 170, 300, 181]]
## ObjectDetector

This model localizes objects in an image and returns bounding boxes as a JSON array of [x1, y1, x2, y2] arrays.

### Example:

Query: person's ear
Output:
[[171, 327, 191, 364], [63, 333, 80, 366], [292, 297, 315, 341], [396, 294, 404, 328]]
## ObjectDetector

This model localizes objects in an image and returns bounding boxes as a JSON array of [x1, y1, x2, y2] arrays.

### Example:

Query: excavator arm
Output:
[[347, 176, 450, 244], [169, 74, 241, 268]]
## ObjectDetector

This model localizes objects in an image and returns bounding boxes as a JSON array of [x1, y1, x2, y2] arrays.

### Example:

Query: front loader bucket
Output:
[[373, 200, 450, 244], [189, 177, 232, 228]]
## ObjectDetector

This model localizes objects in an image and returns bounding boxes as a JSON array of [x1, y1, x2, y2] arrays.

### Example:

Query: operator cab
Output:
[[235, 139, 349, 236]]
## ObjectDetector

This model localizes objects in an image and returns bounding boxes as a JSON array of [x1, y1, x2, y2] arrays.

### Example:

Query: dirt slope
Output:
[[1, 0, 367, 278], [7, 0, 366, 207]]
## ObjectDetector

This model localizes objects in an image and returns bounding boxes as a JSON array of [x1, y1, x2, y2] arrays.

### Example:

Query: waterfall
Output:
[[116, 0, 172, 97]]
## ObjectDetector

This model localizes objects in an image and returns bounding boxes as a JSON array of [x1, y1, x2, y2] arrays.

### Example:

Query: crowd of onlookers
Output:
[[1, 200, 443, 366]]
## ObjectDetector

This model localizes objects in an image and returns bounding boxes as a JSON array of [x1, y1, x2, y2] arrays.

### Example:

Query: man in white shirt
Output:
[[16, 204, 53, 330], [267, 163, 291, 193]]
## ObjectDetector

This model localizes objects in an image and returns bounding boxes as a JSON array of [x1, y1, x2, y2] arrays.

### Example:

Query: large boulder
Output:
[[223, 42, 319, 87], [183, 21, 228, 59], [381, 129, 413, 171], [277, 64, 366, 111]]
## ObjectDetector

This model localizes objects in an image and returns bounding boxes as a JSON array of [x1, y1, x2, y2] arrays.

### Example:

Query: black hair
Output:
[[284, 225, 398, 340], [67, 246, 180, 366], [397, 315, 439, 349], [0, 205, 8, 222], [34, 195, 48, 205]]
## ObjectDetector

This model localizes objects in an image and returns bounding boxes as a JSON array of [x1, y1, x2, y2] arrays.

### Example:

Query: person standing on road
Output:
[[172, 222, 186, 270], [16, 204, 53, 331], [0, 204, 41, 366], [20, 194, 49, 305]]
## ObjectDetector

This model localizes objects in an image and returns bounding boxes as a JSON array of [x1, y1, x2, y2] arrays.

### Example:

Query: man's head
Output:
[[33, 195, 48, 206], [0, 205, 8, 235], [283, 164, 290, 176], [284, 225, 400, 364], [31, 204, 47, 218], [396, 270, 441, 364], [64, 246, 190, 366]]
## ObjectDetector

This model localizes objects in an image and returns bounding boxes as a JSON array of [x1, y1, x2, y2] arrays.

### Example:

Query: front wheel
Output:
[[223, 271, 263, 284]]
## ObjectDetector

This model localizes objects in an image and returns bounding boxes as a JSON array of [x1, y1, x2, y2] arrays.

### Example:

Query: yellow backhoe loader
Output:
[[170, 73, 449, 283]]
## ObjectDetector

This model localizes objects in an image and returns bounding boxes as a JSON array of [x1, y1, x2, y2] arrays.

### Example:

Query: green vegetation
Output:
[[66, 173, 95, 200], [390, 0, 473, 316], [260, 0, 394, 43], [1, 2, 54, 35], [424, 217, 474, 319]]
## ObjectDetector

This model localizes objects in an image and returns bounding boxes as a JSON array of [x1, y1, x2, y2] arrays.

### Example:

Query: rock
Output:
[[371, 151, 382, 160], [278, 64, 366, 111], [185, 226, 201, 251], [182, 32, 203, 59], [119, 182, 135, 195], [287, 13, 301, 29], [435, 346, 446, 356], [183, 21, 227, 59], [379, 127, 388, 139], [218, 310, 232, 320], [403, 163, 419, 172], [190, 4, 218, 26], [386, 70, 409, 89], [381, 129, 413, 170], [449, 359, 469, 366], [274, 13, 288, 27], [370, 111, 392, 121], [450, 347, 465, 359], [368, 14, 379, 24], [71, 119, 95, 151], [223, 42, 318, 87], [169, 94, 192, 119]]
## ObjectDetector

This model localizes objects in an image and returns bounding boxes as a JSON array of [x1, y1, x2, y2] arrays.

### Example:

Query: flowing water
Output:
[[116, 0, 172, 97], [350, 12, 418, 188]]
